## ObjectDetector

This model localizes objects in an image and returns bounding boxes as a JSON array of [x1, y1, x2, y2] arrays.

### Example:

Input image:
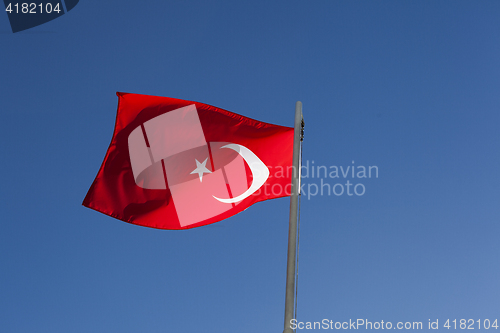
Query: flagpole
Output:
[[283, 101, 304, 333]]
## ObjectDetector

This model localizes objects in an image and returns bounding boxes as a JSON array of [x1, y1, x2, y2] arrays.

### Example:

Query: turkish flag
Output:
[[83, 93, 294, 229]]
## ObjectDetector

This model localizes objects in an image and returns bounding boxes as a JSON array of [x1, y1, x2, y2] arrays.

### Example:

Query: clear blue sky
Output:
[[1, 1, 499, 332]]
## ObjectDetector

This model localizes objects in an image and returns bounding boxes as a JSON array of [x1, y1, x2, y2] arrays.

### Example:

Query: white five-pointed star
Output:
[[190, 158, 212, 182]]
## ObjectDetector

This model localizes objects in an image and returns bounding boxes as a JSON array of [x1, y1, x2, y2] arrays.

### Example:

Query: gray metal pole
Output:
[[283, 101, 304, 333]]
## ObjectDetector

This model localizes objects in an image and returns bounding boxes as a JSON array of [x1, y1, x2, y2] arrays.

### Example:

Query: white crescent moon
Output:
[[213, 144, 269, 204]]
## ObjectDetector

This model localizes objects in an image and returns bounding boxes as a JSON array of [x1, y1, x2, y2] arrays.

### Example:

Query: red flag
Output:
[[83, 93, 294, 229]]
